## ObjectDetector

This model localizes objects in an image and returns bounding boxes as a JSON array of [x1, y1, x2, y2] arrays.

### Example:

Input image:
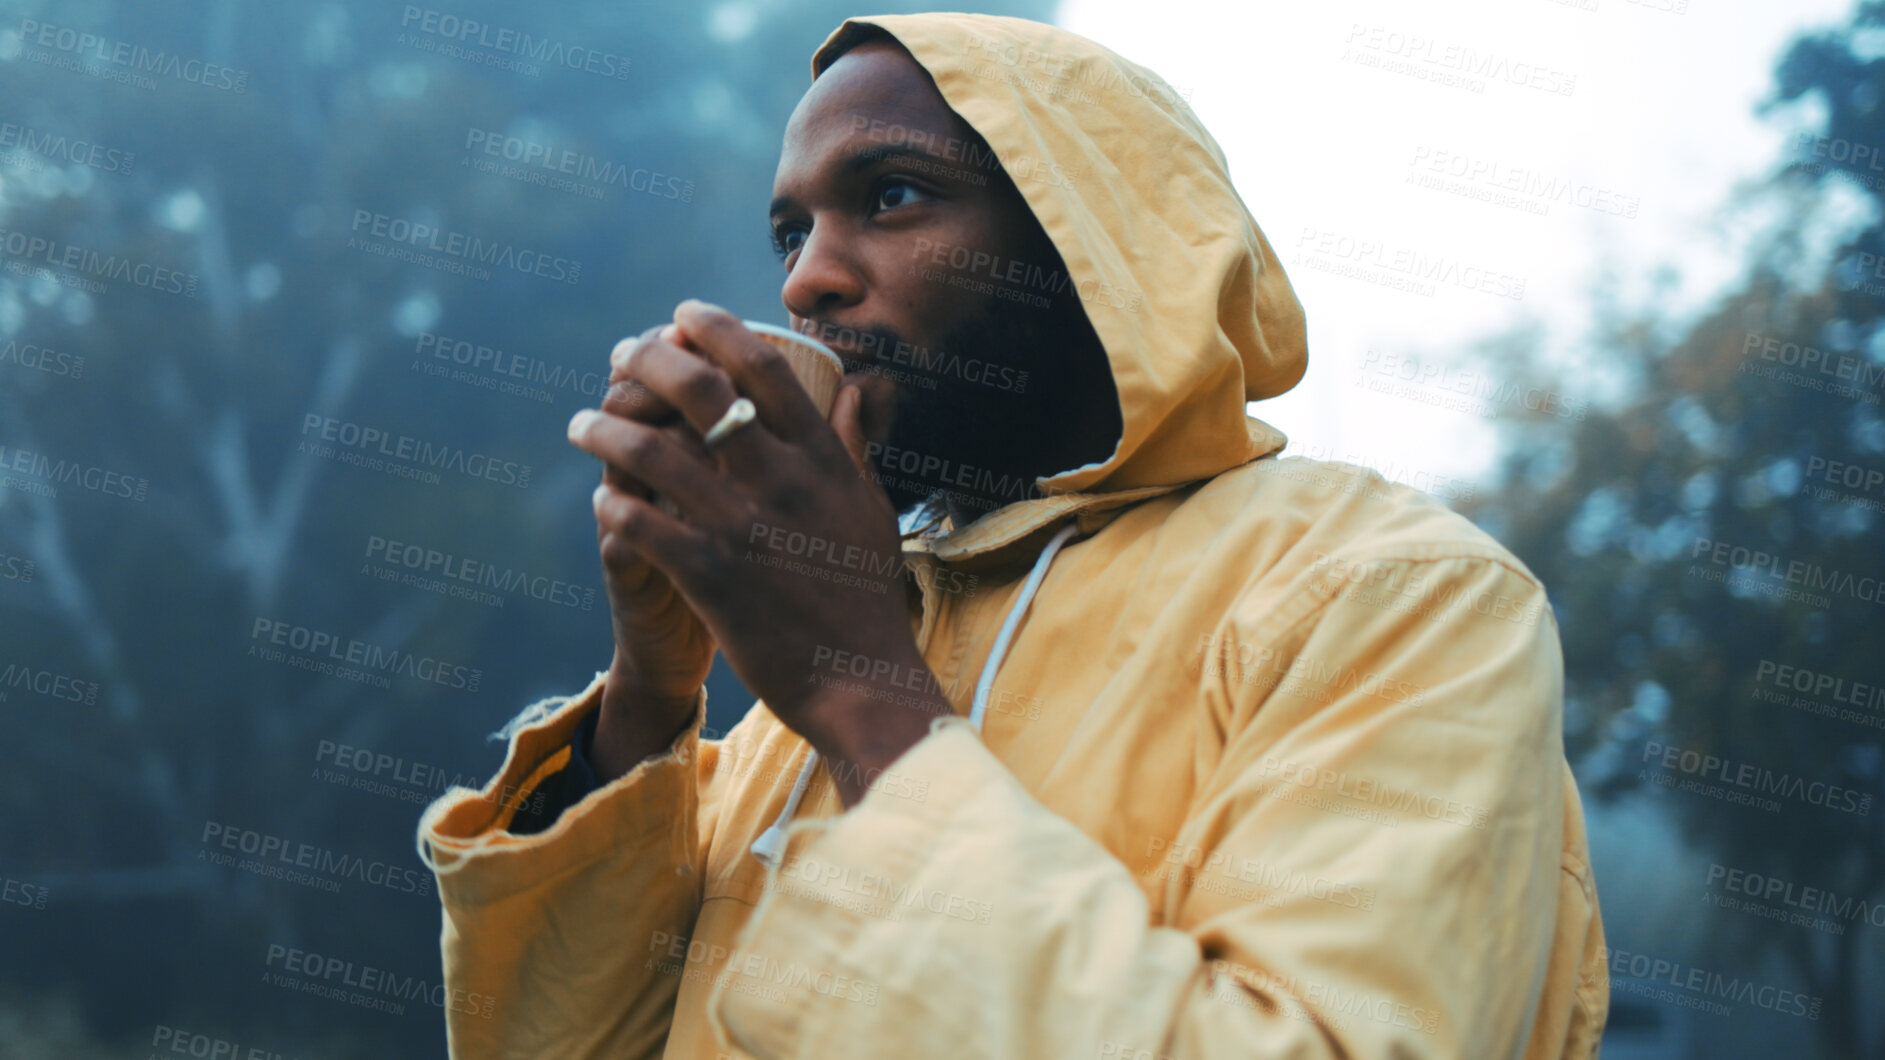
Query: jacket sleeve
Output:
[[416, 671, 725, 1060], [705, 554, 1589, 1060]]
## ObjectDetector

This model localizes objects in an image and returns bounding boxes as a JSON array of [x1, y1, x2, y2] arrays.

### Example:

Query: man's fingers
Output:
[[569, 410, 725, 521], [592, 480, 701, 579], [616, 331, 780, 472], [673, 301, 832, 447], [606, 328, 678, 421]]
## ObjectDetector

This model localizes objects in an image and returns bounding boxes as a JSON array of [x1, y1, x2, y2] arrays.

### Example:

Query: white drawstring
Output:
[[748, 744, 821, 866], [969, 522, 1080, 731], [750, 521, 1082, 866]]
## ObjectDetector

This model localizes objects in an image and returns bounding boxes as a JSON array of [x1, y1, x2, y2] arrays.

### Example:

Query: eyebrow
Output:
[[769, 143, 963, 218]]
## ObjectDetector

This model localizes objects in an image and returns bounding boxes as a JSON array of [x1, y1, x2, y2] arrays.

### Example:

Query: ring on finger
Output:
[[702, 397, 757, 451]]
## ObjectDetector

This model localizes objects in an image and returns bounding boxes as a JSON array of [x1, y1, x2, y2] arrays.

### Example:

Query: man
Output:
[[417, 13, 1609, 1059]]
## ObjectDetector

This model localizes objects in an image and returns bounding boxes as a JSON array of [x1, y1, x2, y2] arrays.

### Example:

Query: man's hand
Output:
[[567, 300, 946, 804], [572, 323, 718, 781]]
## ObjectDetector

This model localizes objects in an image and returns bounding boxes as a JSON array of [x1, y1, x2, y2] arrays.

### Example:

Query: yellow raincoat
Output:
[[418, 13, 1608, 1059]]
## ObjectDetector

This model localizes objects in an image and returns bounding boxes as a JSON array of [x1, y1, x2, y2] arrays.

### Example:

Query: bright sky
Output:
[[1058, 0, 1856, 489]]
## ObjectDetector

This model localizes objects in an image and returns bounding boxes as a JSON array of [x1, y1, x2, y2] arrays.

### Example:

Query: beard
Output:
[[846, 293, 1094, 518]]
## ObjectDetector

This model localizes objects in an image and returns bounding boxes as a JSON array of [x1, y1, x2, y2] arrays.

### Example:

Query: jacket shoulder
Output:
[[1194, 454, 1546, 592]]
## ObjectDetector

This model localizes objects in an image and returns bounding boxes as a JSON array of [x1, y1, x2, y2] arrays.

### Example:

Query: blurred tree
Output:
[[1464, 4, 1885, 1057], [0, 0, 1049, 1054]]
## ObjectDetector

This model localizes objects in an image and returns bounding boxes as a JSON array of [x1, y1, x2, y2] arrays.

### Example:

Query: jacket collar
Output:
[[901, 415, 1289, 572]]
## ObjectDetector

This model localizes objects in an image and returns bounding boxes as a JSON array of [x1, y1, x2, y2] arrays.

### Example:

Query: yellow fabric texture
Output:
[[417, 12, 1607, 1059]]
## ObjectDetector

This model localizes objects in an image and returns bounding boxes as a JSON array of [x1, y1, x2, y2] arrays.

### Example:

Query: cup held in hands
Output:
[[741, 320, 844, 417]]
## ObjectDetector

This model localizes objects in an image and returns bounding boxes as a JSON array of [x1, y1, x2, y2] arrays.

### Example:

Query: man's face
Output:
[[769, 40, 1113, 515]]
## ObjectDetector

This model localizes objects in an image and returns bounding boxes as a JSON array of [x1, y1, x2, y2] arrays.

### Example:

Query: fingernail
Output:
[[611, 337, 639, 371], [592, 483, 610, 510], [568, 409, 599, 440], [681, 298, 727, 314]]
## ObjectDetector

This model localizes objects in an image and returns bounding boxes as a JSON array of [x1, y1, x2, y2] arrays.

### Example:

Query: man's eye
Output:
[[771, 226, 806, 260], [875, 180, 934, 211]]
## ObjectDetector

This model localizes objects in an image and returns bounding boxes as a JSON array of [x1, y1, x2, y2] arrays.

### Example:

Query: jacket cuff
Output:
[[416, 672, 707, 907], [709, 717, 991, 1055], [505, 709, 605, 836]]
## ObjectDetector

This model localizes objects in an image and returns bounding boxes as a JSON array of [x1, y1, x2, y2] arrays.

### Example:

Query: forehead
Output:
[[777, 43, 977, 177]]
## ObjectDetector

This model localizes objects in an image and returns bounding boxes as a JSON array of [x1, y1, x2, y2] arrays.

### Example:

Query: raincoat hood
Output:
[[811, 14, 1308, 560]]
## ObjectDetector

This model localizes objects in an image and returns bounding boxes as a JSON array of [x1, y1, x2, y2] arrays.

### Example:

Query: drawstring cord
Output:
[[750, 521, 1082, 866]]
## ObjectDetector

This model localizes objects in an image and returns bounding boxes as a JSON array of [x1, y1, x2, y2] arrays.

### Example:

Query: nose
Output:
[[781, 220, 865, 323]]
